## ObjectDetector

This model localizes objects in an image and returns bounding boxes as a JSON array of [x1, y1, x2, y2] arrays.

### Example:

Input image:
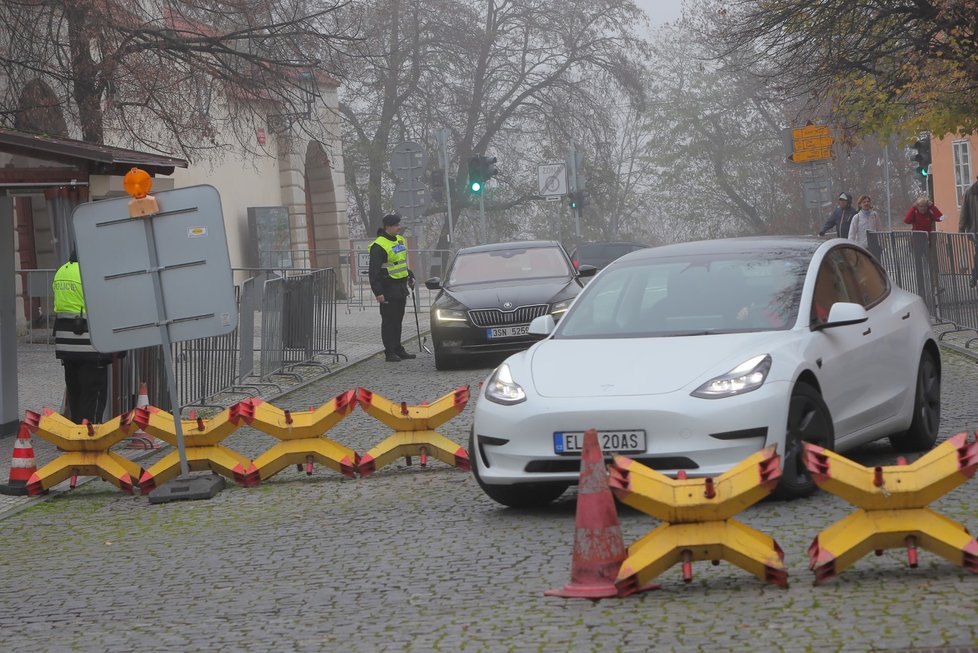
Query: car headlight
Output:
[[691, 354, 771, 399], [435, 308, 467, 322], [550, 298, 573, 317], [485, 363, 527, 405]]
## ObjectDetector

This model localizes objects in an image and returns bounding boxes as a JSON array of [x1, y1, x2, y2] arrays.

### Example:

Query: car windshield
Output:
[[555, 252, 808, 338], [447, 247, 571, 285]]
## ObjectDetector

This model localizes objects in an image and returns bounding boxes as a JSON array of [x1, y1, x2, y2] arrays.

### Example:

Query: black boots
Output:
[[395, 349, 417, 360], [385, 352, 402, 362]]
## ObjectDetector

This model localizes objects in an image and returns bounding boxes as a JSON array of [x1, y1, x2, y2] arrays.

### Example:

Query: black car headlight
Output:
[[434, 308, 467, 323], [691, 354, 771, 399], [485, 363, 527, 405]]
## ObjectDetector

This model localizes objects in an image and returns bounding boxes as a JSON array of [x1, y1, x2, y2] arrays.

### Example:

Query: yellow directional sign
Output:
[[792, 125, 831, 140], [795, 136, 834, 151], [791, 124, 834, 162], [793, 147, 832, 163]]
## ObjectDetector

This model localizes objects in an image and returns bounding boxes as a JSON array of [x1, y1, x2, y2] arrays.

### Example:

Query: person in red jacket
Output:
[[904, 196, 943, 231]]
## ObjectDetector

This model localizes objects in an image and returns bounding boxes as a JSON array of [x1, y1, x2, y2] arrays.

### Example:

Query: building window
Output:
[[952, 140, 972, 206]]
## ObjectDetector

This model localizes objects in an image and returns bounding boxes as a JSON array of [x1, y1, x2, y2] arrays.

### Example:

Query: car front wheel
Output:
[[774, 382, 834, 501], [433, 344, 456, 371], [890, 349, 941, 453], [469, 430, 569, 508]]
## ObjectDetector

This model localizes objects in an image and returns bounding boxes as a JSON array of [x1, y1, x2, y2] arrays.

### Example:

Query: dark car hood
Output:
[[440, 277, 578, 308]]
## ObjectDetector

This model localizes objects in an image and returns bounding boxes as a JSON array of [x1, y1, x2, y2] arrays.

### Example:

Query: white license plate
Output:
[[486, 325, 530, 339], [553, 430, 647, 455]]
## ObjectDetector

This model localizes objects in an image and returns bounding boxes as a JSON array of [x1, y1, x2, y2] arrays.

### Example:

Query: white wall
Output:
[[170, 141, 282, 270]]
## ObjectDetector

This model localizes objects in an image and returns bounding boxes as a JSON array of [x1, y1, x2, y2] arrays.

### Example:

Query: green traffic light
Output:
[[470, 181, 482, 193]]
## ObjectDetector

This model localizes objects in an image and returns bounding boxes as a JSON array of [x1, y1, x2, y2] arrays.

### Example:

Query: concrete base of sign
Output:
[[147, 473, 226, 504]]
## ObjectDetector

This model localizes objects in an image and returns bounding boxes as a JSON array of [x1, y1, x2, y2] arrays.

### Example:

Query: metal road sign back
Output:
[[391, 142, 429, 219], [538, 163, 567, 196], [72, 184, 237, 352]]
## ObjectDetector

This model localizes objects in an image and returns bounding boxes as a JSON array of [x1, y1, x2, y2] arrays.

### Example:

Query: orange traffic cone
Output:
[[0, 423, 38, 496], [124, 382, 161, 449], [545, 429, 658, 599]]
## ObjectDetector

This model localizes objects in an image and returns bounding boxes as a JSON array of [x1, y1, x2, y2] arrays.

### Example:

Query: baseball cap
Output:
[[838, 193, 851, 202]]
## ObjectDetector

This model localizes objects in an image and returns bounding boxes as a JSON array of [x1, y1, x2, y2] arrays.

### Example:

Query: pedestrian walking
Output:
[[818, 192, 858, 238], [52, 251, 113, 423], [959, 176, 978, 287], [368, 213, 417, 362], [904, 196, 943, 231], [848, 195, 882, 249]]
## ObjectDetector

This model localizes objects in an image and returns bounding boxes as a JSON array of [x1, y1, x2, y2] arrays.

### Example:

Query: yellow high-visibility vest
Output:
[[53, 261, 86, 315], [371, 235, 409, 279]]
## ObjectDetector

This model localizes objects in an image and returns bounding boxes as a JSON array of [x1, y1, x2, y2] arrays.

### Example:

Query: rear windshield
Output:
[[577, 243, 644, 265]]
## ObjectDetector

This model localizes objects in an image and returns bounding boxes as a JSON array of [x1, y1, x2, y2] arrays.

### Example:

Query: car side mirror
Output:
[[424, 277, 441, 290], [576, 264, 597, 278], [528, 314, 556, 336], [814, 302, 869, 330]]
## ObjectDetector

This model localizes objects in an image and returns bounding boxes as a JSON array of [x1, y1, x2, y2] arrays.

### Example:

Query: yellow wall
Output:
[[933, 133, 978, 233]]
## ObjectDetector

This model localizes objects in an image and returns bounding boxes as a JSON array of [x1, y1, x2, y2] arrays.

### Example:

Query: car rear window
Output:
[[576, 243, 645, 267]]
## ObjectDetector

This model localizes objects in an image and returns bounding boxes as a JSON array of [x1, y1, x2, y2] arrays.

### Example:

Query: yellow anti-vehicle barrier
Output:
[[23, 408, 143, 495], [239, 390, 359, 480], [135, 404, 256, 492], [803, 432, 978, 584], [610, 446, 787, 588], [356, 386, 470, 476]]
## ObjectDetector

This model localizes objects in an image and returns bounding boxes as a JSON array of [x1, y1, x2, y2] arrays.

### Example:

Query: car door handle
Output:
[[902, 312, 910, 320], [863, 327, 872, 335]]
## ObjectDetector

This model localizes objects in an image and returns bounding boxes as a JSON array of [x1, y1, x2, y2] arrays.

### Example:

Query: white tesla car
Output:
[[471, 237, 941, 507]]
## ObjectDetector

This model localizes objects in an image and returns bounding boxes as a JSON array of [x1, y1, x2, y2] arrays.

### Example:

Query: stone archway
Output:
[[304, 140, 345, 269]]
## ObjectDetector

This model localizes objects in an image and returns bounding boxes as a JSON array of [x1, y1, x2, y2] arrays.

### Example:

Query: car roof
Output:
[[624, 236, 822, 261], [576, 241, 647, 249], [456, 240, 563, 255]]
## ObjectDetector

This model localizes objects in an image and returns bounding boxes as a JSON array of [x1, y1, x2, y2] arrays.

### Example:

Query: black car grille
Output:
[[468, 304, 550, 327]]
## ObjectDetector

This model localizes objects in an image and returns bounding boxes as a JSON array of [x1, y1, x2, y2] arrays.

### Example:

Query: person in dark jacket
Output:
[[959, 177, 978, 287], [818, 192, 858, 238], [368, 213, 417, 362], [52, 251, 112, 423]]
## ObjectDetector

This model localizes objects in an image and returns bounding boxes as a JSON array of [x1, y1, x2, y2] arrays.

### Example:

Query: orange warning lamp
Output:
[[124, 167, 152, 198], [124, 167, 159, 217]]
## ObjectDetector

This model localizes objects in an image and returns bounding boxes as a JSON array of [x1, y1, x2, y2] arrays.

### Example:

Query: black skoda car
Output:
[[424, 241, 595, 370]]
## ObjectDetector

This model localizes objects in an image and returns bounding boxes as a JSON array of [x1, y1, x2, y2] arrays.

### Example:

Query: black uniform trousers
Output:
[[62, 359, 108, 424], [379, 296, 407, 355]]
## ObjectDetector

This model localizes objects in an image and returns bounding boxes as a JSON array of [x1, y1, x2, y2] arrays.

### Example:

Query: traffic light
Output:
[[430, 168, 445, 203], [468, 156, 485, 193], [567, 191, 579, 209], [484, 156, 498, 183], [911, 136, 932, 178]]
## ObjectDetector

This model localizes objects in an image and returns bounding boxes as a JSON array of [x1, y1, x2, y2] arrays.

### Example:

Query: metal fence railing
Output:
[[15, 265, 343, 416], [867, 231, 978, 344]]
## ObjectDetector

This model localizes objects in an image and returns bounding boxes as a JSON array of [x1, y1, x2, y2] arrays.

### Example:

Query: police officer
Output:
[[52, 251, 112, 423], [368, 213, 417, 362]]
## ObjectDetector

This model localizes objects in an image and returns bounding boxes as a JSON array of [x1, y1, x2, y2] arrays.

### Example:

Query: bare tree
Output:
[[0, 0, 360, 157], [337, 0, 649, 239]]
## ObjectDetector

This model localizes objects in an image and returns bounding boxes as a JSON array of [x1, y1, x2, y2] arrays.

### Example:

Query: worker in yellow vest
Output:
[[52, 251, 112, 423], [368, 213, 417, 362]]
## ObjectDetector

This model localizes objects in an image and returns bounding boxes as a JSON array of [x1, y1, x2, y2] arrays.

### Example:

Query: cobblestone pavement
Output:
[[1, 324, 977, 651]]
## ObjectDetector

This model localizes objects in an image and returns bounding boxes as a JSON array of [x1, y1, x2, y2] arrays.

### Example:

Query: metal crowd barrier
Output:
[[259, 268, 341, 380], [867, 231, 978, 343]]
